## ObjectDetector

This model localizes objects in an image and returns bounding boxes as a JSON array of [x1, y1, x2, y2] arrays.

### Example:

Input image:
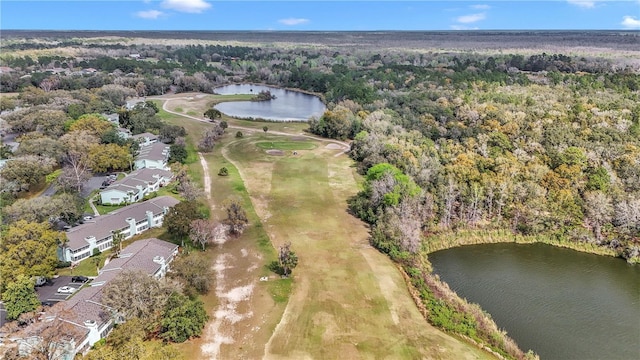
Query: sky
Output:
[[1, 0, 639, 31]]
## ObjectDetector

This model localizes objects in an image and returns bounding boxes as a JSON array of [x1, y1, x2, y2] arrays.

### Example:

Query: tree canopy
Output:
[[0, 221, 66, 290]]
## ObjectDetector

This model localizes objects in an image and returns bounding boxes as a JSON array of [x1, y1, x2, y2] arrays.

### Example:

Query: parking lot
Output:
[[35, 276, 86, 305]]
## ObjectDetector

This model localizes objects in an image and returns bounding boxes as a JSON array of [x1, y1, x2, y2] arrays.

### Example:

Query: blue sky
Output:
[[1, 1, 639, 30]]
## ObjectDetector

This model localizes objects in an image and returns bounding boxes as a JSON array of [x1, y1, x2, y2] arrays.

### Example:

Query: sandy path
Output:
[[198, 152, 212, 201]]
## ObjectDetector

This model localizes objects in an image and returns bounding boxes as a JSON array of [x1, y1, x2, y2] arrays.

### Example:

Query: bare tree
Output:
[[440, 177, 459, 229], [1, 307, 83, 360], [197, 123, 225, 152], [614, 197, 640, 232], [101, 270, 174, 326], [189, 219, 216, 250], [223, 197, 249, 236], [59, 131, 98, 193], [39, 77, 59, 92], [584, 191, 613, 243]]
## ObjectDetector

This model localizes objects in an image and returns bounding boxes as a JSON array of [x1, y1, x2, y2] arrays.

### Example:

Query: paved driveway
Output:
[[81, 175, 110, 198], [35, 276, 84, 304]]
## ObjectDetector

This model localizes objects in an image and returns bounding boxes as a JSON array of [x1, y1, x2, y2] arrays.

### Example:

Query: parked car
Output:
[[83, 215, 93, 221], [71, 276, 89, 283], [41, 301, 55, 307], [57, 286, 76, 294], [33, 276, 47, 287]]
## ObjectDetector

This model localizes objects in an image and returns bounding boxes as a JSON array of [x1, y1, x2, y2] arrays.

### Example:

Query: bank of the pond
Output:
[[391, 252, 535, 360], [388, 229, 622, 360], [422, 229, 619, 259], [396, 229, 633, 360], [428, 243, 640, 360]]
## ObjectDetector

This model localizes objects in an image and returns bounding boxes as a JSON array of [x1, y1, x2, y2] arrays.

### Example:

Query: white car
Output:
[[57, 286, 76, 294]]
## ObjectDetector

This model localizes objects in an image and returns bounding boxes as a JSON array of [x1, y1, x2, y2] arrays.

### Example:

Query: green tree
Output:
[[2, 275, 41, 320], [0, 221, 65, 290], [0, 144, 13, 159], [160, 292, 209, 343], [218, 167, 228, 176], [89, 143, 131, 173], [263, 126, 268, 133], [86, 317, 183, 360], [3, 193, 82, 224], [203, 108, 221, 121], [164, 200, 201, 245], [69, 113, 115, 138], [111, 230, 124, 256], [278, 242, 298, 277], [0, 155, 55, 192], [169, 143, 187, 164]]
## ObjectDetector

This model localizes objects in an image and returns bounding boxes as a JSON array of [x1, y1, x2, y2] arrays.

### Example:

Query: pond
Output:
[[213, 84, 326, 121], [428, 243, 640, 360]]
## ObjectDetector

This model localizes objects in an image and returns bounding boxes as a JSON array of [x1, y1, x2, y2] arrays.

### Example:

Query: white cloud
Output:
[[567, 0, 596, 9], [161, 0, 211, 14], [450, 25, 480, 30], [621, 15, 640, 29], [278, 18, 310, 26], [470, 4, 491, 10], [456, 13, 486, 24], [136, 10, 164, 19]]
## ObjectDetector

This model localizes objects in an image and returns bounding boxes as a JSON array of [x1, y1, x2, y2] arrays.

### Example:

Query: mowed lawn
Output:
[[227, 137, 493, 360]]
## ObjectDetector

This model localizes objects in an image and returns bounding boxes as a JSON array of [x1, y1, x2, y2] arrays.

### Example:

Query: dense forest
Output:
[[1, 33, 638, 359]]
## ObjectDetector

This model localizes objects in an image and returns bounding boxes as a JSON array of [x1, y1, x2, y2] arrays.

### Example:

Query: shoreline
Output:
[[212, 82, 327, 104], [422, 228, 621, 260]]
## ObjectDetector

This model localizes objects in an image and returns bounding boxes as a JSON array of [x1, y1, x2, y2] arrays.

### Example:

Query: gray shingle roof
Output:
[[136, 142, 169, 162], [98, 238, 178, 279], [101, 168, 173, 194], [61, 238, 178, 338], [65, 196, 179, 251]]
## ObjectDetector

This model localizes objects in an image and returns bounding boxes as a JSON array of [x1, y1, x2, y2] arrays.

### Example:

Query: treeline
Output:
[[311, 82, 639, 263]]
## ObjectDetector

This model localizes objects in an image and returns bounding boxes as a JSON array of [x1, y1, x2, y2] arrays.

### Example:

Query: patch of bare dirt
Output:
[[266, 149, 285, 156]]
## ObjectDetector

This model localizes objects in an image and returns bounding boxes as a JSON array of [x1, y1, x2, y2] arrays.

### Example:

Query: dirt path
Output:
[[198, 152, 212, 201]]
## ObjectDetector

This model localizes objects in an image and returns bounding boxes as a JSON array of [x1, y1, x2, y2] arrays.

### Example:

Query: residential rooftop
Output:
[[65, 196, 179, 251]]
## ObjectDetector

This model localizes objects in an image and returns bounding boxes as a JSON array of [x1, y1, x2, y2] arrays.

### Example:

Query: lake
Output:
[[429, 243, 640, 360], [213, 84, 326, 121]]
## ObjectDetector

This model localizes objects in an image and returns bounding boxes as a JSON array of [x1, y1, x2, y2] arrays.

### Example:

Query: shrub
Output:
[[56, 260, 71, 269], [235, 131, 243, 138], [218, 167, 228, 176]]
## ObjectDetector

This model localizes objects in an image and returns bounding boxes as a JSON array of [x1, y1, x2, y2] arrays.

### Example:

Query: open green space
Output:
[[255, 140, 317, 151], [225, 136, 493, 359]]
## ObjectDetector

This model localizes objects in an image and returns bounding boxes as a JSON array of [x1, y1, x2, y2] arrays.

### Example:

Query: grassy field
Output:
[[255, 140, 317, 150], [225, 135, 493, 359], [155, 94, 493, 359]]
